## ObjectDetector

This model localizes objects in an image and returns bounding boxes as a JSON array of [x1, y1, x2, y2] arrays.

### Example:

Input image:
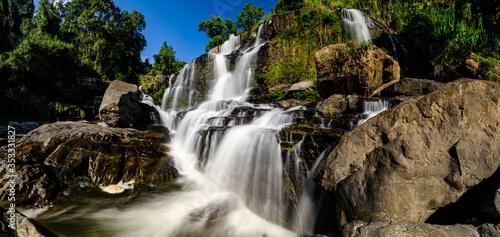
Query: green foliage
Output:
[[293, 90, 321, 101], [2, 33, 78, 88], [269, 89, 286, 101], [0, 0, 35, 52], [61, 0, 147, 82], [152, 41, 186, 75], [307, 0, 499, 67], [34, 0, 62, 37], [240, 33, 255, 45], [198, 16, 237, 52], [51, 102, 86, 121], [237, 3, 264, 32], [0, 32, 78, 119], [264, 60, 305, 85], [275, 0, 305, 13], [282, 26, 298, 41], [260, 8, 341, 87], [150, 84, 166, 104]]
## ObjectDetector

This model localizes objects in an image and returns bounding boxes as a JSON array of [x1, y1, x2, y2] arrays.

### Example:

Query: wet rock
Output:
[[319, 79, 500, 227], [278, 99, 306, 108], [279, 123, 344, 212], [385, 77, 443, 96], [188, 194, 240, 223], [315, 94, 357, 115], [0, 207, 58, 237], [0, 122, 177, 208], [315, 44, 400, 98], [342, 221, 479, 237]]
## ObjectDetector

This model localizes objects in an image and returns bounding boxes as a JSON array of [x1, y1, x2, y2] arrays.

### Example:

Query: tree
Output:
[[34, 0, 62, 37], [198, 16, 237, 52], [0, 0, 35, 52], [236, 3, 264, 32], [60, 0, 146, 82], [152, 41, 186, 75]]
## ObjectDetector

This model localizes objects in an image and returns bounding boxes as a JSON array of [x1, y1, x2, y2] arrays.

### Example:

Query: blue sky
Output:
[[112, 0, 277, 63], [35, 0, 277, 63]]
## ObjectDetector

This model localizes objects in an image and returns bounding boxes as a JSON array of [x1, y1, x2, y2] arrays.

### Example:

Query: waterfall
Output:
[[86, 22, 299, 236], [357, 100, 390, 126], [341, 8, 372, 43], [293, 150, 326, 235]]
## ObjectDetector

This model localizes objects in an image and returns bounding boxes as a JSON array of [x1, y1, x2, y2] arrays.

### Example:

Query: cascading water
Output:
[[342, 8, 372, 43], [357, 100, 390, 126], [80, 22, 301, 237]]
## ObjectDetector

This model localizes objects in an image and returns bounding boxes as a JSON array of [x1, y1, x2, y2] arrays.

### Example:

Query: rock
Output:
[[99, 80, 143, 128], [7, 121, 45, 135], [155, 74, 168, 85], [496, 187, 500, 216], [315, 44, 400, 98], [315, 94, 349, 115], [342, 221, 479, 237], [478, 223, 500, 237], [385, 77, 443, 96], [286, 80, 315, 98], [99, 80, 159, 130], [466, 58, 481, 75], [279, 123, 345, 215], [319, 79, 500, 227], [0, 122, 177, 208], [0, 207, 58, 237], [278, 99, 306, 108], [188, 194, 240, 223]]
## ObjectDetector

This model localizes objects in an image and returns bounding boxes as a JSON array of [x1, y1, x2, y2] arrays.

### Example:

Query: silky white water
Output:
[[83, 23, 299, 237], [357, 100, 390, 126], [342, 8, 372, 43]]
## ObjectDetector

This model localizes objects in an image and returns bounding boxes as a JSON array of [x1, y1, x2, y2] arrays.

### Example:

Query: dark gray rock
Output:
[[342, 221, 479, 237], [99, 80, 143, 128], [385, 77, 443, 96]]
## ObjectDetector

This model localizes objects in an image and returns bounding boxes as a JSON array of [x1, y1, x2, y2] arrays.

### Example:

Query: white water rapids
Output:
[[33, 11, 390, 236], [89, 23, 299, 237]]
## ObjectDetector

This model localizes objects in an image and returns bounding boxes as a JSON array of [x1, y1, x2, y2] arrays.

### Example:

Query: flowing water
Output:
[[342, 8, 372, 43], [34, 11, 388, 236], [357, 100, 390, 126]]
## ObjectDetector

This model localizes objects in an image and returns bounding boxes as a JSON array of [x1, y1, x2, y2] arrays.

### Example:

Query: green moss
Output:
[[269, 88, 286, 101], [260, 8, 342, 87]]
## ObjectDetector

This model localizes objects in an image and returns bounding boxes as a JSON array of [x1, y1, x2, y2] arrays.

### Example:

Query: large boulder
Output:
[[99, 80, 160, 129], [0, 122, 177, 208], [342, 221, 479, 237], [319, 79, 500, 226], [99, 80, 142, 128], [315, 44, 400, 98]]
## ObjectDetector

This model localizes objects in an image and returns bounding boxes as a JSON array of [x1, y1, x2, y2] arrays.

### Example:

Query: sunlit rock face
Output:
[[319, 79, 500, 227]]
